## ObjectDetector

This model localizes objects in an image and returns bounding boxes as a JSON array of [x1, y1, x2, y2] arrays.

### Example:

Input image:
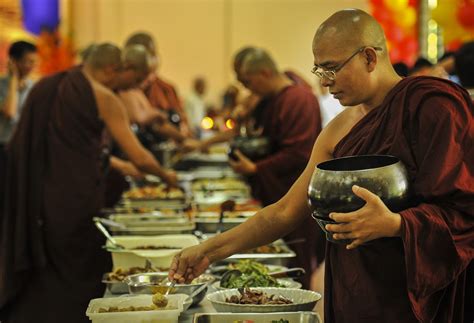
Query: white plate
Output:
[[207, 287, 321, 313]]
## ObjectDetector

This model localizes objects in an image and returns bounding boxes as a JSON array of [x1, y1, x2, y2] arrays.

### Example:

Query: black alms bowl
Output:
[[307, 155, 410, 243], [229, 136, 271, 161]]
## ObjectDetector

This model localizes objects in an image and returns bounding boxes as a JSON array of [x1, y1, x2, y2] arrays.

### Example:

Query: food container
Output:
[[106, 235, 199, 270], [101, 273, 129, 294], [211, 278, 302, 290], [207, 287, 321, 313], [124, 272, 215, 306], [120, 198, 189, 209], [86, 294, 188, 323], [193, 312, 322, 323], [107, 216, 195, 236]]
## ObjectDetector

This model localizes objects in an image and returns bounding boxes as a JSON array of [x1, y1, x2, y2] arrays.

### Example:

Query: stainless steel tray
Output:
[[195, 218, 246, 233], [120, 198, 189, 209], [108, 214, 191, 227], [101, 274, 128, 294], [226, 244, 296, 261], [108, 222, 196, 235], [193, 312, 321, 323]]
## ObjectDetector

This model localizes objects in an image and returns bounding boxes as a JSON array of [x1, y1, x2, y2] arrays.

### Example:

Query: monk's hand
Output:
[[163, 170, 179, 188], [180, 138, 201, 153], [120, 161, 144, 179], [168, 245, 211, 283], [325, 185, 402, 250], [228, 150, 257, 175]]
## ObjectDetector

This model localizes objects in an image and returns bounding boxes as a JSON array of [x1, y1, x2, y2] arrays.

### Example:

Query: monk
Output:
[[229, 48, 324, 289], [124, 32, 191, 144], [169, 9, 474, 323], [0, 43, 177, 323], [125, 32, 192, 137]]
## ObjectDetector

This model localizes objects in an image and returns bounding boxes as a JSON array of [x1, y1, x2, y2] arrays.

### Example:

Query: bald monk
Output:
[[126, 32, 192, 138], [0, 43, 177, 323], [168, 9, 474, 322]]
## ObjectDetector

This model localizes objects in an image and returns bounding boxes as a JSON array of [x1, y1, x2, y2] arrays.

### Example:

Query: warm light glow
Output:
[[225, 118, 235, 129], [427, 19, 438, 62], [201, 116, 214, 130], [428, 0, 438, 9]]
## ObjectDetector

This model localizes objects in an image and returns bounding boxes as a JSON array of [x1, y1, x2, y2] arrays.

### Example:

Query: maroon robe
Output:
[[0, 68, 111, 323], [326, 76, 474, 322], [249, 84, 325, 288]]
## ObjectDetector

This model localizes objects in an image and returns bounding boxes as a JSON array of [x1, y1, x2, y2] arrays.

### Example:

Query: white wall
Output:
[[71, 0, 368, 104]]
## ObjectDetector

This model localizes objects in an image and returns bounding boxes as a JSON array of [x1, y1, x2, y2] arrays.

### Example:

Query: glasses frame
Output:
[[311, 46, 382, 81]]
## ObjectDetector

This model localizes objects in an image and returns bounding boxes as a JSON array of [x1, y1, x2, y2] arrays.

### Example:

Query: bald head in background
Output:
[[125, 32, 156, 55], [85, 43, 122, 70], [240, 48, 279, 75]]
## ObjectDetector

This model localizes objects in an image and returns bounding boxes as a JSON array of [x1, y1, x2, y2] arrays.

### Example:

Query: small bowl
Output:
[[207, 287, 321, 313], [124, 272, 214, 306]]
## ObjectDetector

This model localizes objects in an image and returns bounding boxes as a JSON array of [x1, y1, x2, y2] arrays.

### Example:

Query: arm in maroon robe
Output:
[[251, 86, 322, 205]]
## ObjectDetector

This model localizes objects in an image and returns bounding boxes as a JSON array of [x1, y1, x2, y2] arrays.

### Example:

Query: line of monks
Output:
[[0, 8, 473, 323]]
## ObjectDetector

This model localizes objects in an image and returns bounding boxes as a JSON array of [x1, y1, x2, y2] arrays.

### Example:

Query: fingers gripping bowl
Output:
[[307, 155, 411, 244]]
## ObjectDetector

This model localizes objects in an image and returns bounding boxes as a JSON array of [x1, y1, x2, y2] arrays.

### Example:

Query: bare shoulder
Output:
[[317, 106, 366, 155]]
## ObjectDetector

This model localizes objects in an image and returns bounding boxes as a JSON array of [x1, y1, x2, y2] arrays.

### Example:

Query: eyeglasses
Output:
[[311, 46, 382, 81]]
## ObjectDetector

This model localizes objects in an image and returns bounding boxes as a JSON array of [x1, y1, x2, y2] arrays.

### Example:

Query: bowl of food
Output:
[[307, 155, 410, 244], [229, 136, 271, 161], [207, 287, 321, 313], [124, 272, 215, 306]]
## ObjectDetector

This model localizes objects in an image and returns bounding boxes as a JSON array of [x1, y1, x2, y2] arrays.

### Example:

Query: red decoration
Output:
[[456, 1, 474, 29]]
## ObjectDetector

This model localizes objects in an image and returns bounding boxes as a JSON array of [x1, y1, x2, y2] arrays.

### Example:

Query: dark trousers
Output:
[[0, 144, 6, 216]]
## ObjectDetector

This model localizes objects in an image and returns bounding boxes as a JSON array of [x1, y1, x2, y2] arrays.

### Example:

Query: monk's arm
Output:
[[98, 93, 174, 184], [192, 128, 333, 262]]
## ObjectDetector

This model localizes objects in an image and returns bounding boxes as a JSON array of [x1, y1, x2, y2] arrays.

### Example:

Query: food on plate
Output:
[[225, 288, 293, 305], [123, 185, 184, 199], [222, 260, 281, 288]]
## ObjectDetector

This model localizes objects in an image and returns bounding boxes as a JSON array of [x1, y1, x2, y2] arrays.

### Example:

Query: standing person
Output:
[[0, 41, 37, 205], [229, 48, 324, 289], [125, 32, 192, 136], [185, 77, 207, 137], [0, 43, 177, 323], [169, 9, 473, 323], [455, 41, 474, 99]]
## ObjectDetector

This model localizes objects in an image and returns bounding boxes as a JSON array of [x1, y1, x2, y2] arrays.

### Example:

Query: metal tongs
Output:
[[93, 217, 125, 250]]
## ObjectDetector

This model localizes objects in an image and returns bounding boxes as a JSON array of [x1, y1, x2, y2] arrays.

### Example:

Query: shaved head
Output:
[[313, 9, 388, 60], [85, 43, 121, 69], [234, 46, 257, 72], [123, 44, 151, 75], [240, 48, 278, 75], [125, 32, 156, 55]]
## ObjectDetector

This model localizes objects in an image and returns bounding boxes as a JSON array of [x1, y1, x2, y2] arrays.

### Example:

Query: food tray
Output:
[[120, 198, 189, 209], [108, 215, 191, 227], [193, 312, 322, 323], [195, 218, 247, 233], [109, 224, 195, 235], [106, 235, 199, 269], [86, 294, 188, 323], [206, 288, 321, 313], [226, 244, 296, 261], [101, 273, 129, 294]]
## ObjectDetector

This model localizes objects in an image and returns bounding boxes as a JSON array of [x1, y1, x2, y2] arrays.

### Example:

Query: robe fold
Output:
[[0, 68, 111, 323], [327, 76, 474, 322], [249, 84, 325, 288]]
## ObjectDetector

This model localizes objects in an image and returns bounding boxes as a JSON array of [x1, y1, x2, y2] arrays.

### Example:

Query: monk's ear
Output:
[[363, 48, 378, 72]]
